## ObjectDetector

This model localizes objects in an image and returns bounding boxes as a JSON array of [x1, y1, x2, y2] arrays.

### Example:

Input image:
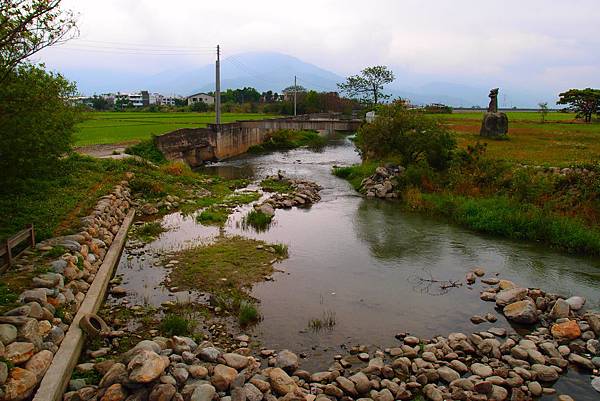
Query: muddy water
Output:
[[114, 137, 600, 400]]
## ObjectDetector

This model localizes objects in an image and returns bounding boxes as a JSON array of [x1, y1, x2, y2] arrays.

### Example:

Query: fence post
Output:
[[29, 224, 35, 247]]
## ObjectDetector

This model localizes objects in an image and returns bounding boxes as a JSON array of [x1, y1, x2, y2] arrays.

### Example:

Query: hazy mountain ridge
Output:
[[63, 51, 544, 107]]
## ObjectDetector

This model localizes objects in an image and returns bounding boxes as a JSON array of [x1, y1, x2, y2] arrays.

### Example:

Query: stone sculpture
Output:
[[480, 88, 508, 138]]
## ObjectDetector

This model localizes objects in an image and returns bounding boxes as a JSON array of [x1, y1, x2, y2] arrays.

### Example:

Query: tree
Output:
[[0, 0, 77, 82], [538, 102, 549, 123], [338, 66, 395, 105], [557, 88, 600, 123], [0, 63, 81, 180], [355, 102, 456, 170]]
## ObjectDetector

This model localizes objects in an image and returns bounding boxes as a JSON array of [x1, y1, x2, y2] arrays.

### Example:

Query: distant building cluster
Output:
[[71, 90, 214, 109]]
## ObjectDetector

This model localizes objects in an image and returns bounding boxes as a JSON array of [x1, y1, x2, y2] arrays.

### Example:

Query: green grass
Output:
[[243, 210, 273, 231], [74, 112, 277, 146], [433, 111, 600, 166], [332, 162, 378, 191], [45, 245, 66, 258], [0, 283, 18, 308], [0, 154, 125, 242], [248, 129, 326, 153], [169, 236, 287, 294], [159, 314, 193, 336], [238, 301, 260, 326], [260, 178, 294, 193], [197, 207, 229, 225], [419, 192, 600, 255], [133, 222, 165, 241]]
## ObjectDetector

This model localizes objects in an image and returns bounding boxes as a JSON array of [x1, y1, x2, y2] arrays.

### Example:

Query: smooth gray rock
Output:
[[191, 384, 216, 401], [0, 324, 17, 345]]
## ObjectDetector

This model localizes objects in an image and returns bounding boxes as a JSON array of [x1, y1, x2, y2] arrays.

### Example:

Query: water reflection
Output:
[[113, 137, 600, 397]]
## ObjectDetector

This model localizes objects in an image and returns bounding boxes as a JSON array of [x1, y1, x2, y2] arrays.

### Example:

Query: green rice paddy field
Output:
[[74, 112, 278, 146]]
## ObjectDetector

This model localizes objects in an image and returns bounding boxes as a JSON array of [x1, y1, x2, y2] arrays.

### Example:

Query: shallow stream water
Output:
[[113, 137, 600, 400]]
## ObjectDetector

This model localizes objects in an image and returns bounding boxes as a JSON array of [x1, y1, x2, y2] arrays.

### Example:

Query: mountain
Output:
[[145, 51, 344, 95], [61, 51, 546, 107]]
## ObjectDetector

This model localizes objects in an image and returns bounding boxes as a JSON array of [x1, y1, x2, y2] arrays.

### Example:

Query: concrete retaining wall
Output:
[[154, 114, 361, 167]]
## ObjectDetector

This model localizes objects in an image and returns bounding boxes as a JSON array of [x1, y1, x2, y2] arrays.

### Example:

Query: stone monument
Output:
[[480, 88, 508, 138]]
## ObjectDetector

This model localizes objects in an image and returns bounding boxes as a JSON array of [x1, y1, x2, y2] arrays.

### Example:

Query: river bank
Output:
[[2, 138, 600, 401]]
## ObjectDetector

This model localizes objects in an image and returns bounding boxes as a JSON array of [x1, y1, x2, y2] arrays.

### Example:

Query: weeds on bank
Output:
[[260, 178, 294, 194], [46, 245, 67, 258], [243, 210, 273, 231], [197, 207, 229, 225], [160, 314, 194, 336], [248, 129, 326, 153], [308, 310, 336, 332], [332, 163, 378, 191], [125, 138, 167, 164], [71, 369, 103, 385], [133, 221, 165, 241], [238, 301, 260, 326]]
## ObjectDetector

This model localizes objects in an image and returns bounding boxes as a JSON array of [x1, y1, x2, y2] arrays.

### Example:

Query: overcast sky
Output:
[[37, 0, 600, 101]]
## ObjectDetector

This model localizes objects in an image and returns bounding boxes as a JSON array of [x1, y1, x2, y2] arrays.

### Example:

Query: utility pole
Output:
[[215, 45, 221, 125], [293, 75, 297, 116]]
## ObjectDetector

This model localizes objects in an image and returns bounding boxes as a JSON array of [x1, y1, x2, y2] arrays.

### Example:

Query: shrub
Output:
[[160, 161, 191, 176], [356, 103, 456, 170], [129, 177, 165, 196], [125, 138, 167, 164], [160, 314, 192, 336]]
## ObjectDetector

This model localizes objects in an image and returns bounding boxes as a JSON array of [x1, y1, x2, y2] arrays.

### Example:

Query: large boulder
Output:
[[2, 367, 37, 401], [549, 299, 570, 320], [495, 288, 527, 307], [275, 350, 298, 373], [503, 300, 538, 324], [268, 368, 297, 395], [211, 364, 237, 391], [128, 350, 169, 383], [551, 320, 581, 341]]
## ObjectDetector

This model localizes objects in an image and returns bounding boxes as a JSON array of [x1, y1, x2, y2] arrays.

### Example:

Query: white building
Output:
[[187, 92, 215, 106]]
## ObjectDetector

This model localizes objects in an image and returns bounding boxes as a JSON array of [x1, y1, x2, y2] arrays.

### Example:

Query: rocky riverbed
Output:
[[61, 269, 600, 401]]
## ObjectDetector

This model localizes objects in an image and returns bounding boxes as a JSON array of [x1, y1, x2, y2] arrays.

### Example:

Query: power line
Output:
[[73, 39, 216, 50]]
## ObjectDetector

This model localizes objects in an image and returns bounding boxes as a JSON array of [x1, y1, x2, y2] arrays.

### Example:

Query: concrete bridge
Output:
[[155, 114, 362, 167]]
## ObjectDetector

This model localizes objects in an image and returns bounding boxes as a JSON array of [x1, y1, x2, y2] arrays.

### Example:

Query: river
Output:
[[113, 136, 600, 400]]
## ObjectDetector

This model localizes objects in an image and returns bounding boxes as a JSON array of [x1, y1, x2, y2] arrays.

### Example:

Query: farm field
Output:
[[74, 112, 278, 146], [435, 111, 600, 166]]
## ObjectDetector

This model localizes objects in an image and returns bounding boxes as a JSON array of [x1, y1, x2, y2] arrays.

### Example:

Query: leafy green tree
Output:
[[190, 100, 209, 112], [538, 102, 549, 123], [91, 95, 110, 111], [0, 64, 81, 180], [356, 102, 456, 170], [338, 66, 395, 105], [0, 0, 77, 82], [557, 88, 600, 123]]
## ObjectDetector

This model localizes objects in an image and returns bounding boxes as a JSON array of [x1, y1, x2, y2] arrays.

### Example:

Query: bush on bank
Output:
[[335, 104, 600, 255]]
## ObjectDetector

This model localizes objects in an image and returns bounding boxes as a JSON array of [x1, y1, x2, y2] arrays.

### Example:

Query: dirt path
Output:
[[75, 141, 138, 158]]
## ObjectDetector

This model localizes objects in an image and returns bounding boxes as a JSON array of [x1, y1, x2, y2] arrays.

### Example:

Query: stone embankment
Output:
[[361, 166, 404, 199], [0, 181, 132, 401], [255, 175, 322, 216], [59, 269, 599, 401]]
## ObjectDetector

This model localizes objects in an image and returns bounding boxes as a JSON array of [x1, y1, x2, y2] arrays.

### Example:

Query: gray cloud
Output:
[[36, 0, 600, 104]]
